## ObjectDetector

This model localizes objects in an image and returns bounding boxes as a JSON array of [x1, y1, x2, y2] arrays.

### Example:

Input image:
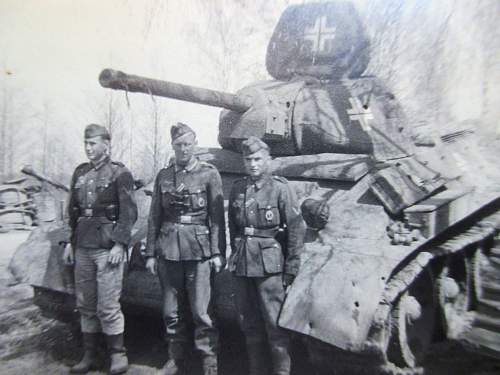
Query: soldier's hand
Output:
[[282, 273, 295, 289], [209, 255, 224, 273], [62, 243, 74, 266], [145, 257, 157, 275], [108, 244, 125, 266]]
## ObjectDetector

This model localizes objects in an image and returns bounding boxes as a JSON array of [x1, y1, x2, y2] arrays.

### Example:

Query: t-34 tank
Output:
[[22, 2, 500, 374]]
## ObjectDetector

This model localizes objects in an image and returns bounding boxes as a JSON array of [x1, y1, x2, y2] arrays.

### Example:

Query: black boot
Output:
[[246, 342, 269, 375], [70, 333, 98, 374], [160, 342, 186, 375], [106, 333, 128, 375], [202, 355, 218, 375], [269, 342, 291, 375]]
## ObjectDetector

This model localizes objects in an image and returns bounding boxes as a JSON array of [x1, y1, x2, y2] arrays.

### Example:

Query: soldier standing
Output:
[[228, 136, 306, 375], [145, 123, 226, 375], [62, 124, 138, 374]]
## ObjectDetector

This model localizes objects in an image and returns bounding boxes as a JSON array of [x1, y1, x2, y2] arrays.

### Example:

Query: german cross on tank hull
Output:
[[23, 2, 500, 374]]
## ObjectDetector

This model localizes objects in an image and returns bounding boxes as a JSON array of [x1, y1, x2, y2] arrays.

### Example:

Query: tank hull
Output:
[[11, 148, 500, 374]]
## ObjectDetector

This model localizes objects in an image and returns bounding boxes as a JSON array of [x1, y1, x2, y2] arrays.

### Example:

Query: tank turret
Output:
[[99, 2, 412, 161]]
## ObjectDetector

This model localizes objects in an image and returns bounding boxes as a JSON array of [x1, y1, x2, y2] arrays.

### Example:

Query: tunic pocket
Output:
[[160, 181, 177, 209], [99, 219, 115, 249], [257, 203, 280, 228], [231, 195, 245, 224], [195, 228, 211, 257], [260, 239, 283, 274], [189, 187, 207, 212], [160, 181, 175, 194], [96, 178, 111, 193]]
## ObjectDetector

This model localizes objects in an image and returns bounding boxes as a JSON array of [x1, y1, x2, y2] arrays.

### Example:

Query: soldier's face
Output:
[[172, 132, 197, 166], [84, 136, 109, 162], [244, 149, 270, 179]]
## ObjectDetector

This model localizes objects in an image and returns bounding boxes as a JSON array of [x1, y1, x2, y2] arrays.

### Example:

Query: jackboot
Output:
[[269, 343, 291, 375], [160, 342, 187, 375], [202, 355, 218, 375], [70, 333, 98, 374], [106, 333, 128, 374], [246, 342, 269, 375]]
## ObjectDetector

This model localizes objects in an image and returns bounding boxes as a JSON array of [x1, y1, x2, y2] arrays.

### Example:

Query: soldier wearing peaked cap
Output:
[[228, 136, 306, 375], [62, 123, 138, 374], [145, 122, 226, 375]]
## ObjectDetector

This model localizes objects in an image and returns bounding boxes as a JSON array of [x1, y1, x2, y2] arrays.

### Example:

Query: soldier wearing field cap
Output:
[[145, 122, 226, 375], [228, 136, 306, 375], [62, 124, 138, 374]]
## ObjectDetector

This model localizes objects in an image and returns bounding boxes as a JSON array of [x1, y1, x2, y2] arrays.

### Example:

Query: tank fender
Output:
[[279, 240, 407, 351]]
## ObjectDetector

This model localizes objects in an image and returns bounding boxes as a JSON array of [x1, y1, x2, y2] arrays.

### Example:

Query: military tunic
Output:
[[66, 156, 138, 335], [228, 175, 304, 277], [228, 174, 305, 375], [145, 157, 225, 359]]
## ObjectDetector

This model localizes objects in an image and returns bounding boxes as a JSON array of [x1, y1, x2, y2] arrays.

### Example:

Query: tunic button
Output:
[[88, 192, 92, 195]]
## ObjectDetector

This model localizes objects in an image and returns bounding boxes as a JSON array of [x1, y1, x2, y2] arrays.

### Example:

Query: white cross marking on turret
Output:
[[303, 16, 336, 54], [347, 97, 374, 131]]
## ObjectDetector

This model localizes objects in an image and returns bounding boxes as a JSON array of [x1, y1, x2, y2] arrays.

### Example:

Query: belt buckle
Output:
[[180, 215, 192, 224], [84, 208, 93, 216], [244, 227, 255, 236]]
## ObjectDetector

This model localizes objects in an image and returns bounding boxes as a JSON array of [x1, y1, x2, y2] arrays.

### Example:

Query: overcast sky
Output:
[[1, 0, 498, 181], [0, 0, 285, 151]]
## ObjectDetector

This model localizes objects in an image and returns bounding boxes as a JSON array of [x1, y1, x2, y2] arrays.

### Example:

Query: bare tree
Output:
[[187, 0, 290, 91], [0, 73, 33, 180], [40, 100, 51, 176], [136, 99, 170, 182], [86, 90, 131, 163], [0, 84, 8, 179]]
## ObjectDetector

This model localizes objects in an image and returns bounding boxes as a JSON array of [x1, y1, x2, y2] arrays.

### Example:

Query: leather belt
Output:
[[80, 208, 106, 217], [240, 226, 278, 238], [171, 215, 206, 225]]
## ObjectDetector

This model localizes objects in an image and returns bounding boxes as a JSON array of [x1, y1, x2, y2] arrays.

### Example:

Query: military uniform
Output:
[[64, 124, 138, 375], [228, 137, 305, 375], [145, 125, 225, 373], [67, 139, 137, 337]]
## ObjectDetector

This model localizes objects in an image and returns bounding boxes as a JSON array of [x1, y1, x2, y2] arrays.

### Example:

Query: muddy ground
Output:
[[0, 232, 499, 375]]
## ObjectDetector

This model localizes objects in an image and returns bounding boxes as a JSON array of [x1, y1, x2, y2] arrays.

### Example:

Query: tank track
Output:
[[462, 216, 500, 359], [373, 201, 500, 375]]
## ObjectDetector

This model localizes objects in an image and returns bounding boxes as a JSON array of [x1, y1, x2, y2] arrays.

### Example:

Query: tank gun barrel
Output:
[[99, 69, 251, 113], [21, 165, 69, 192]]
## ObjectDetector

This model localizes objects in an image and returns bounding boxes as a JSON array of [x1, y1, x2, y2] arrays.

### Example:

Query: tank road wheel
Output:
[[387, 269, 437, 370], [437, 253, 474, 339], [472, 244, 488, 301]]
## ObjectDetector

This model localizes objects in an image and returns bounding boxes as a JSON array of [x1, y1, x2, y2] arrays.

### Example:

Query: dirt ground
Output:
[[0, 232, 499, 375]]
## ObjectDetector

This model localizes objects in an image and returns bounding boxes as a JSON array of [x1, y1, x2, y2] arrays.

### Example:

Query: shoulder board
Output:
[[75, 162, 90, 169], [199, 161, 215, 169], [75, 162, 90, 171], [232, 176, 247, 185], [111, 161, 125, 167], [272, 175, 288, 184], [157, 165, 173, 178]]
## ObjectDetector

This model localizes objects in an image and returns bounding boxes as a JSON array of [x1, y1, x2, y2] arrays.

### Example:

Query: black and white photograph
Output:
[[0, 1, 499, 374]]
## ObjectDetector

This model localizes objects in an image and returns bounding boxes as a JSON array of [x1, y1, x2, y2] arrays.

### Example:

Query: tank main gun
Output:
[[99, 69, 251, 113], [21, 165, 69, 192]]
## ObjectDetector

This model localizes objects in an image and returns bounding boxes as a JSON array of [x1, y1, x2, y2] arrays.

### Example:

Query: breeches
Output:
[[74, 248, 125, 335], [157, 258, 218, 358], [233, 274, 291, 373]]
